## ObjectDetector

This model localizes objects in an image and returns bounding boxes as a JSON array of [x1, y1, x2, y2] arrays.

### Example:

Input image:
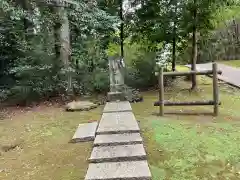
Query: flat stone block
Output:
[[65, 101, 98, 111], [89, 144, 146, 163], [70, 122, 98, 143], [85, 161, 151, 180], [96, 112, 140, 135], [103, 101, 132, 113], [94, 133, 143, 146]]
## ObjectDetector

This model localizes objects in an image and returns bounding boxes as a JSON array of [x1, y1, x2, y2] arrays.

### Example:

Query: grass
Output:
[[131, 75, 240, 180], [174, 65, 189, 72], [1, 72, 240, 180], [219, 60, 240, 68], [0, 104, 103, 180]]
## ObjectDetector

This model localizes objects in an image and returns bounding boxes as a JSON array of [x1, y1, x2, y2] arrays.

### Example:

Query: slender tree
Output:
[[120, 0, 124, 58], [191, 0, 197, 89], [181, 0, 229, 89], [172, 0, 178, 72]]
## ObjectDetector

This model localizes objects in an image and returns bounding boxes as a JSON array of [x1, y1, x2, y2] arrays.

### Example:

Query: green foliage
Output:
[[0, 0, 118, 104], [93, 69, 109, 92], [70, 34, 110, 95], [178, 0, 240, 62], [106, 42, 120, 57], [197, 4, 240, 62], [129, 0, 239, 65], [1, 0, 240, 104], [124, 41, 158, 89]]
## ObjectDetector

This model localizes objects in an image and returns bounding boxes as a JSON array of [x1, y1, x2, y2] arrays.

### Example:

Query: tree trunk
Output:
[[233, 19, 240, 60], [20, 0, 33, 40], [120, 0, 124, 59], [53, 7, 72, 96], [172, 3, 177, 72], [236, 22, 240, 59], [53, 23, 61, 61], [191, 0, 197, 90], [172, 29, 176, 72], [49, 6, 61, 79], [59, 8, 72, 95], [52, 10, 61, 62]]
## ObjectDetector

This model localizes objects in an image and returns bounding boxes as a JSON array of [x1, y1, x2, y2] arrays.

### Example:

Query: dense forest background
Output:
[[0, 0, 240, 105]]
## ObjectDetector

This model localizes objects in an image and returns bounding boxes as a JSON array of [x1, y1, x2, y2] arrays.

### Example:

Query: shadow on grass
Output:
[[165, 111, 214, 116], [152, 110, 214, 117]]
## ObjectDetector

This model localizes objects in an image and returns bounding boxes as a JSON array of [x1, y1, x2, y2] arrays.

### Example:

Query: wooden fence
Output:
[[154, 63, 222, 116]]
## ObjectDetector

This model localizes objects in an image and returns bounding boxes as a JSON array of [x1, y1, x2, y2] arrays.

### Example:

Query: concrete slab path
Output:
[[96, 111, 140, 135], [186, 63, 240, 88], [94, 133, 143, 147], [89, 144, 147, 163], [70, 122, 98, 143], [85, 161, 151, 180], [103, 101, 132, 113], [84, 101, 152, 180]]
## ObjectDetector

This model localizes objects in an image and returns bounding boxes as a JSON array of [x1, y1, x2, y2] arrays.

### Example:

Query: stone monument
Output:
[[107, 56, 126, 101], [107, 55, 143, 103]]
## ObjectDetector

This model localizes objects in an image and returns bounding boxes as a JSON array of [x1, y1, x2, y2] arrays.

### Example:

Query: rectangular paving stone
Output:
[[96, 112, 140, 135], [69, 122, 98, 143], [85, 161, 152, 180], [94, 133, 143, 146], [89, 144, 146, 163], [103, 101, 132, 113]]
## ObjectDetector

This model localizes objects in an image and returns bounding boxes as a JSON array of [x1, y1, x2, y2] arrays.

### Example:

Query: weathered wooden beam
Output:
[[159, 67, 164, 116], [212, 63, 219, 116], [163, 70, 222, 76], [154, 100, 221, 106]]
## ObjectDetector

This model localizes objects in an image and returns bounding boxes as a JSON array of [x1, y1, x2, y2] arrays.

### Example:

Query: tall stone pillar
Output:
[[107, 56, 126, 101]]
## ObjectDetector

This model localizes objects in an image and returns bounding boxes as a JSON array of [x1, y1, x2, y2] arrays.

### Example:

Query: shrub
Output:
[[93, 69, 109, 93], [125, 52, 157, 89]]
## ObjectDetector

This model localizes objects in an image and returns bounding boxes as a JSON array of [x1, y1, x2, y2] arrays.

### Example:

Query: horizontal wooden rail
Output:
[[154, 100, 221, 106], [163, 70, 222, 76]]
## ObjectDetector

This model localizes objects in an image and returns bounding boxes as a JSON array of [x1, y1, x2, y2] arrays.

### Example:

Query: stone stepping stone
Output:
[[89, 144, 146, 163], [85, 161, 151, 180], [65, 101, 98, 111], [94, 133, 143, 147], [69, 122, 98, 143], [103, 101, 132, 113], [96, 112, 140, 135]]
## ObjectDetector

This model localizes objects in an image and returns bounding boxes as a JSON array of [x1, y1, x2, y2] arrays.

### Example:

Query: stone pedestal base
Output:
[[110, 84, 125, 92], [107, 92, 125, 102]]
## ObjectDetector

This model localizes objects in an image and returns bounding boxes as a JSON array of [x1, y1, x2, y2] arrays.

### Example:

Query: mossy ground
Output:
[[1, 66, 240, 180], [0, 105, 103, 180], [219, 60, 240, 67], [132, 68, 240, 180]]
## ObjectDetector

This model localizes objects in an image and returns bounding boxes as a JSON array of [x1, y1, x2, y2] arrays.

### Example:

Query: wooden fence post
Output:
[[212, 62, 219, 116], [159, 67, 164, 116]]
